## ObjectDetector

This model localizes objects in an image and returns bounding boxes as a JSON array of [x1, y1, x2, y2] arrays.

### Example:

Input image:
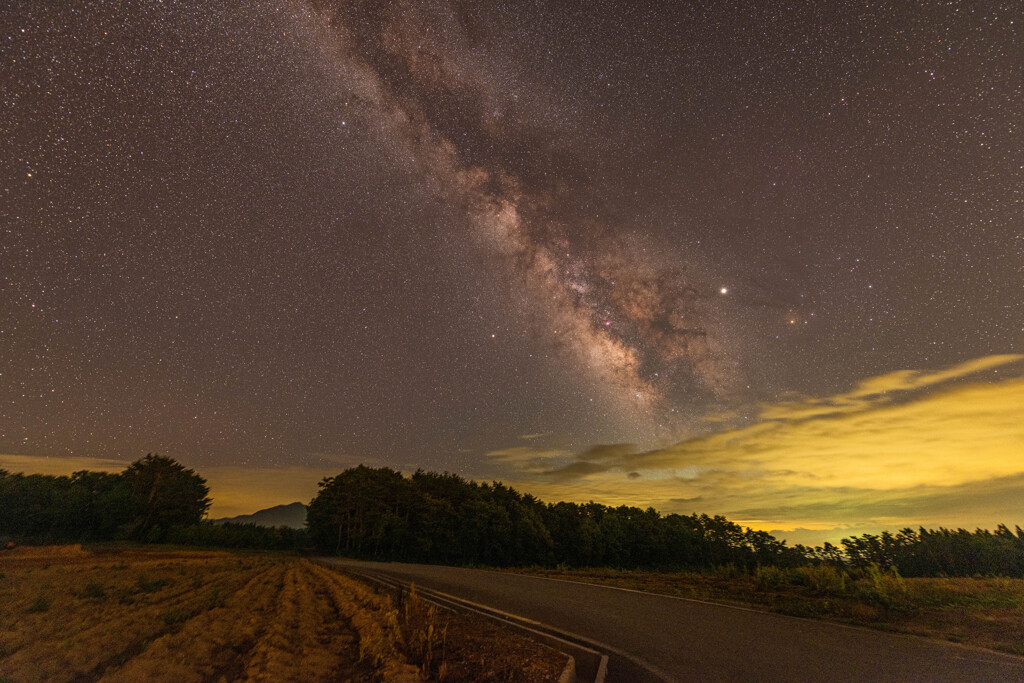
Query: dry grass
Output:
[[507, 565, 1024, 656], [0, 547, 566, 682]]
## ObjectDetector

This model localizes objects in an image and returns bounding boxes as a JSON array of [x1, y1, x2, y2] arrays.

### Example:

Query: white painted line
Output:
[[557, 654, 575, 683], [480, 568, 1024, 665], [347, 568, 605, 657], [482, 568, 773, 614], [594, 653, 609, 683], [334, 563, 676, 682]]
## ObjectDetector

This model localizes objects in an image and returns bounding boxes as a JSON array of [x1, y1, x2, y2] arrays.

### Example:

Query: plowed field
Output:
[[0, 547, 566, 682]]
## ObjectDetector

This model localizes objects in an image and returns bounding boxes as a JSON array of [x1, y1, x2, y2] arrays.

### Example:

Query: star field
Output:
[[2, 0, 1022, 498]]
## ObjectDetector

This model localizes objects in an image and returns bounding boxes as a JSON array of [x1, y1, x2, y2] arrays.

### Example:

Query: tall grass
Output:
[[397, 585, 449, 679]]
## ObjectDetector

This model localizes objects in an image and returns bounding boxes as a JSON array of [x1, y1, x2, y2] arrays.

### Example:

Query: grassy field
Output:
[[0, 546, 566, 682], [508, 564, 1024, 656]]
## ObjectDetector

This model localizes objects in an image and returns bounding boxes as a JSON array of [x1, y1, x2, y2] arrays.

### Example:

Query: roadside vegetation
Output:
[[0, 546, 566, 682], [507, 563, 1024, 656]]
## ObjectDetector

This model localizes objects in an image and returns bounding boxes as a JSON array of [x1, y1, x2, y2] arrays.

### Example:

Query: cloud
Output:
[[0, 454, 128, 475], [759, 353, 1022, 421], [541, 443, 637, 479], [485, 446, 567, 464], [576, 443, 638, 462], [543, 461, 617, 482], [731, 473, 1024, 525], [497, 355, 1024, 544], [643, 378, 1024, 492]]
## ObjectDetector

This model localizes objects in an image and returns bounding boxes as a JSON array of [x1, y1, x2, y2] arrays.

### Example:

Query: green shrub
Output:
[[754, 565, 787, 591], [860, 563, 908, 608], [712, 563, 743, 579], [794, 563, 848, 595]]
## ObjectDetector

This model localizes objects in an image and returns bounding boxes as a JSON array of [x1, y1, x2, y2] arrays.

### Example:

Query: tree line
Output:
[[0, 454, 304, 550], [6, 459, 1024, 577], [309, 466, 1024, 577], [307, 465, 804, 570], [835, 526, 1024, 577]]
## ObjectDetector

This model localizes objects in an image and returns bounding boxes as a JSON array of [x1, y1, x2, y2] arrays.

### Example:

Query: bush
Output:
[[860, 563, 908, 608], [794, 563, 848, 595], [712, 563, 744, 579], [754, 565, 787, 591]]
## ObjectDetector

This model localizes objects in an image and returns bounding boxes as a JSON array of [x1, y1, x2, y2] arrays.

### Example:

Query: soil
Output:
[[0, 546, 568, 682]]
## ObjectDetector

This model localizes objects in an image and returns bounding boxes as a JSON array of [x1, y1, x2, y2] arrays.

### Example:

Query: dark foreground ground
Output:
[[0, 546, 566, 682], [324, 557, 1024, 683]]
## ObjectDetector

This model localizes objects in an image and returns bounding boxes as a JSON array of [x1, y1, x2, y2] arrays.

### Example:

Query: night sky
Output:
[[3, 1, 1022, 542]]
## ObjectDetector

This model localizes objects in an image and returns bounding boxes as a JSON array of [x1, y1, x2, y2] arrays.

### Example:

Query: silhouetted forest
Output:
[[307, 465, 801, 569], [836, 526, 1024, 577], [0, 455, 303, 550], [308, 466, 1024, 577], [5, 460, 1024, 577], [307, 466, 802, 569]]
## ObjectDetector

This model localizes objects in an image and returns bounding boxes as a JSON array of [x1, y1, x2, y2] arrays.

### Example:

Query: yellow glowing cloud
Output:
[[650, 378, 1024, 490], [479, 446, 573, 483], [485, 446, 568, 464], [512, 355, 1024, 543], [760, 353, 1022, 420]]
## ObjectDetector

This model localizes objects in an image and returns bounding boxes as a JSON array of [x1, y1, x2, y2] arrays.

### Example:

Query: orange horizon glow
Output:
[[4, 354, 1023, 545]]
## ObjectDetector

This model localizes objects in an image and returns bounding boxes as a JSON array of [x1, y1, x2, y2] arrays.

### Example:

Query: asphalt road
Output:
[[320, 558, 1024, 682]]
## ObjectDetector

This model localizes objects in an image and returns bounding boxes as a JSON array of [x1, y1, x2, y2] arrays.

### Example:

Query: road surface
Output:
[[320, 557, 1024, 682]]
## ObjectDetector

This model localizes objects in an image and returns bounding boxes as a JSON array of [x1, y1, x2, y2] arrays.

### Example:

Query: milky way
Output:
[[2, 0, 1021, 474], [302, 1, 742, 412]]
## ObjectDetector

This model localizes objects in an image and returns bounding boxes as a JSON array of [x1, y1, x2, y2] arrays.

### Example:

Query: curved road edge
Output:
[[324, 561, 669, 682], [319, 557, 1024, 683]]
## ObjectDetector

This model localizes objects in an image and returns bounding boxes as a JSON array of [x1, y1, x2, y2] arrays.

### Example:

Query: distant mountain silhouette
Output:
[[210, 502, 307, 529]]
